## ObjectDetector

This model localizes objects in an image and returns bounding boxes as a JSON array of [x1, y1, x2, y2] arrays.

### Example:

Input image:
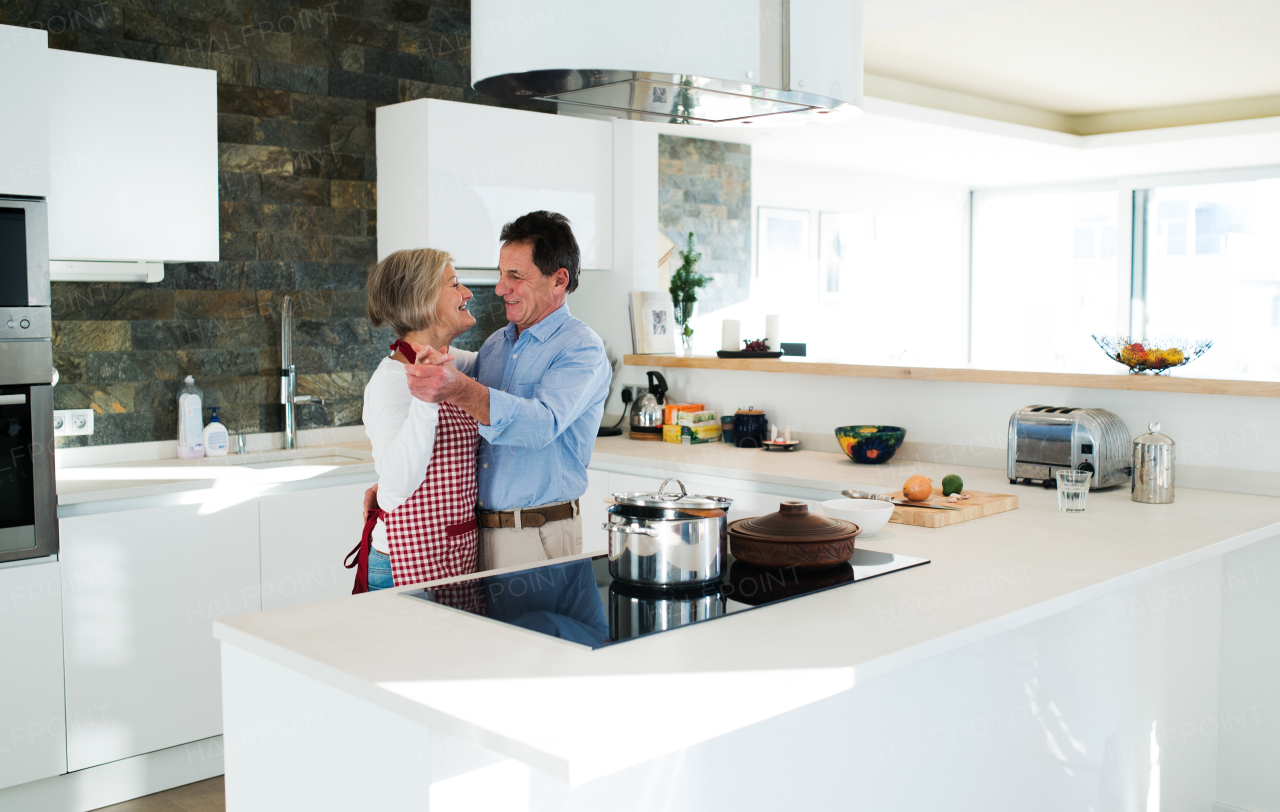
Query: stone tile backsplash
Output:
[[4, 0, 532, 447], [658, 135, 751, 314]]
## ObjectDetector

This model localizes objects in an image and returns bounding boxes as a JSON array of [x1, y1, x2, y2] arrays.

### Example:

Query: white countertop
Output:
[[56, 442, 375, 506], [214, 437, 1280, 783]]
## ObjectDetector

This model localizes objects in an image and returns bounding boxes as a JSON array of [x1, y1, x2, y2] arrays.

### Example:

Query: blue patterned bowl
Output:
[[835, 425, 906, 465]]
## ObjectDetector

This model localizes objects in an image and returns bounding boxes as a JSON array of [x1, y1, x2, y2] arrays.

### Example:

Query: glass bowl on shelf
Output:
[[1091, 335, 1213, 375]]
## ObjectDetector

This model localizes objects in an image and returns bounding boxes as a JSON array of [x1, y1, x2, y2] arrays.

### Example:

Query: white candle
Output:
[[784, 425, 793, 442], [721, 320, 740, 352], [770, 423, 778, 442], [765, 314, 781, 351]]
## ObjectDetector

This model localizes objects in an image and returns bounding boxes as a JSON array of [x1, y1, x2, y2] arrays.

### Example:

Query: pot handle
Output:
[[657, 478, 687, 498], [602, 522, 658, 537]]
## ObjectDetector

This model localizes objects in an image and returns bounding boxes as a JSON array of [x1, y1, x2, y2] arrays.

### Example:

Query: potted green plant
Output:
[[669, 232, 709, 353]]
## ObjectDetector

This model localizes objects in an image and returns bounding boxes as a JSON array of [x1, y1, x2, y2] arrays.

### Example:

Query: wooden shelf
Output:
[[622, 355, 1280, 398]]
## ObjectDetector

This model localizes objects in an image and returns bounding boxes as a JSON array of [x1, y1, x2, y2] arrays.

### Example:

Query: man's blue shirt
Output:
[[474, 303, 611, 511]]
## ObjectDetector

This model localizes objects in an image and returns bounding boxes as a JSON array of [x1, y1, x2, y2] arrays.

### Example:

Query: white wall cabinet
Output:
[[377, 98, 612, 270], [47, 50, 218, 274], [0, 25, 49, 198], [60, 501, 259, 772], [0, 560, 65, 790], [259, 481, 373, 611]]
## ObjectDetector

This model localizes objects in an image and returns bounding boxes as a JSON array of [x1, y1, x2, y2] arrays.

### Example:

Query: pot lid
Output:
[[612, 478, 732, 510], [728, 501, 859, 543], [1135, 422, 1175, 446]]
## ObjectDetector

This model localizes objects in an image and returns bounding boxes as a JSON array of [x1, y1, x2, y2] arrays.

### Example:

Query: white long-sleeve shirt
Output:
[[362, 350, 477, 553]]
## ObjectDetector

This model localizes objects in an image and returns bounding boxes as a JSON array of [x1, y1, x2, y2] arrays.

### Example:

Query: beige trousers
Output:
[[477, 503, 583, 572]]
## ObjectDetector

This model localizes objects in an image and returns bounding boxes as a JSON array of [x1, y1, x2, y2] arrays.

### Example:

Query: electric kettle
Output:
[[629, 370, 668, 437]]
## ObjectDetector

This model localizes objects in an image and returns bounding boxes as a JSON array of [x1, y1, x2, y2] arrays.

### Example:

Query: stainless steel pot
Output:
[[608, 581, 726, 641], [604, 478, 732, 587], [1132, 422, 1175, 504]]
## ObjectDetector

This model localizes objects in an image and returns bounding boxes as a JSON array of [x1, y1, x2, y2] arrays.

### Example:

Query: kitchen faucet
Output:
[[280, 295, 324, 450]]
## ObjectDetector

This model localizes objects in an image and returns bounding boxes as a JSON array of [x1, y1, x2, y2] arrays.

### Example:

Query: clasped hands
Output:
[[401, 343, 463, 404]]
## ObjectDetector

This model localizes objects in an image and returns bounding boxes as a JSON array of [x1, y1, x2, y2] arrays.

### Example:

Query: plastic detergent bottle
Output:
[[203, 406, 229, 457], [177, 376, 204, 459]]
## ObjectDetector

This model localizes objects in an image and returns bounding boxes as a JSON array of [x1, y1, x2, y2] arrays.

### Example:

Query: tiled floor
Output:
[[90, 777, 224, 812]]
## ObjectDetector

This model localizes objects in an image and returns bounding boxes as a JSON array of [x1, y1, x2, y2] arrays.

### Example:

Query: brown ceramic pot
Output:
[[728, 501, 860, 569]]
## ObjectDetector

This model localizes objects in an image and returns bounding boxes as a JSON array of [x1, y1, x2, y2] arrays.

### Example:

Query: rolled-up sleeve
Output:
[[479, 341, 609, 449]]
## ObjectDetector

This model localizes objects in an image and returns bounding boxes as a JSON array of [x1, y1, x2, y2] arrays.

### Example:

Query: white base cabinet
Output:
[[59, 501, 259, 772], [259, 482, 370, 611], [0, 560, 65, 790]]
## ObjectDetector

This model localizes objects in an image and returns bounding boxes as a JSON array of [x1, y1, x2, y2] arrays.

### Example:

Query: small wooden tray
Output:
[[886, 489, 1018, 528]]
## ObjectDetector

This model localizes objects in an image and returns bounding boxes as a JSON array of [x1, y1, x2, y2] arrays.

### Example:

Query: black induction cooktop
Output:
[[401, 549, 929, 649]]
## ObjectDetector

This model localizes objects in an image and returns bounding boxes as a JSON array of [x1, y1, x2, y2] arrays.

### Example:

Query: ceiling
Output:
[[651, 105, 1280, 188], [861, 0, 1280, 134], [633, 0, 1280, 189]]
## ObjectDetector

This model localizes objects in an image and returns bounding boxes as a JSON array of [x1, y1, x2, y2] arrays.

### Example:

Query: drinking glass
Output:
[[1056, 469, 1092, 512]]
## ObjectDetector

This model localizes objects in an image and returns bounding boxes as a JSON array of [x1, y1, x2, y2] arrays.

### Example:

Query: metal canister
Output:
[[1132, 422, 1175, 503]]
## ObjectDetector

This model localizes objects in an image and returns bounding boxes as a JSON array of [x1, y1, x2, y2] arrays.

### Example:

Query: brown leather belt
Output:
[[478, 500, 579, 529]]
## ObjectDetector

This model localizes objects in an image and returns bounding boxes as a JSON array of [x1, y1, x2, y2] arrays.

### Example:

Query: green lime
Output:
[[941, 474, 963, 496]]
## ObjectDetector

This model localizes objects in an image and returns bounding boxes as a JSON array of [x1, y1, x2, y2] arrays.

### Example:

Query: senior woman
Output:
[[349, 248, 479, 592]]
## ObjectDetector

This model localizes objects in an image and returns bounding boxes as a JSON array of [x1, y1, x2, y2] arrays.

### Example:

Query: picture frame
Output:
[[629, 291, 676, 354], [756, 207, 810, 281]]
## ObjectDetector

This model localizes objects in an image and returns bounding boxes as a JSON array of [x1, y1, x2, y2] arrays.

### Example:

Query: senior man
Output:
[[404, 211, 612, 571]]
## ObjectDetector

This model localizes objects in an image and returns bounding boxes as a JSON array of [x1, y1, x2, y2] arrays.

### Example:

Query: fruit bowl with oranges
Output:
[[1092, 335, 1213, 375]]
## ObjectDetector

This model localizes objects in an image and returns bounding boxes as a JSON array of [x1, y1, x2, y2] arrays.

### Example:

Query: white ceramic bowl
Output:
[[820, 498, 895, 536]]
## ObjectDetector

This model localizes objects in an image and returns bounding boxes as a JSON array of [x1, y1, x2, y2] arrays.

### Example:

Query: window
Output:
[[971, 171, 1280, 381], [1142, 179, 1280, 380], [971, 189, 1125, 371]]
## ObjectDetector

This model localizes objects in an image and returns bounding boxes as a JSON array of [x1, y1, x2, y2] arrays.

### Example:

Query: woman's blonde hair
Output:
[[366, 248, 454, 339]]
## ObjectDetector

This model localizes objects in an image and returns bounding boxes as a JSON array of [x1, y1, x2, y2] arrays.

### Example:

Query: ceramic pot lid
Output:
[[728, 501, 858, 543], [612, 478, 731, 510]]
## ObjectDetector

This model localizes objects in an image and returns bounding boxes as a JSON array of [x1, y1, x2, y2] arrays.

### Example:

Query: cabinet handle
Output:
[[0, 394, 27, 406]]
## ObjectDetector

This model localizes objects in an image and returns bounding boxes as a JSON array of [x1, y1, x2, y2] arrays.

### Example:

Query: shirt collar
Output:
[[505, 303, 571, 343]]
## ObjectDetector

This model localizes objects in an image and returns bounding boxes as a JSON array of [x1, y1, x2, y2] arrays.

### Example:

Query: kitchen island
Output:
[[214, 440, 1280, 812]]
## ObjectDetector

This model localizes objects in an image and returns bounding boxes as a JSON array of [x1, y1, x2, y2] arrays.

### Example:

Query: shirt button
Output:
[[512, 354, 518, 359], [482, 463, 488, 468]]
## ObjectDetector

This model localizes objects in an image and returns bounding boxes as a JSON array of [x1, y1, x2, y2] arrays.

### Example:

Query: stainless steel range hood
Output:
[[471, 0, 862, 126]]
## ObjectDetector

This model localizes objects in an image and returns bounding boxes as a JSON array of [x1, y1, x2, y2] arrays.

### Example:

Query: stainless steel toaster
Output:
[[1008, 406, 1132, 489]]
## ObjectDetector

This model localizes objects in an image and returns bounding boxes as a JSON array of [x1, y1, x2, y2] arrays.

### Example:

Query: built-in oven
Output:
[[1, 196, 57, 563]]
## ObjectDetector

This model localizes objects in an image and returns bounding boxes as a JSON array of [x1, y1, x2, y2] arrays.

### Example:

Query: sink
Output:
[[243, 453, 371, 469], [223, 447, 373, 468]]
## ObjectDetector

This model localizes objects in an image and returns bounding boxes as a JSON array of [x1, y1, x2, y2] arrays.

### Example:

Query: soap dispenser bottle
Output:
[[176, 376, 204, 459], [203, 407, 229, 457]]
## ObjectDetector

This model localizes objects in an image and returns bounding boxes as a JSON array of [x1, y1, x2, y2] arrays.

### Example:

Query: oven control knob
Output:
[[1077, 462, 1095, 474], [19, 319, 29, 329], [5, 319, 13, 329]]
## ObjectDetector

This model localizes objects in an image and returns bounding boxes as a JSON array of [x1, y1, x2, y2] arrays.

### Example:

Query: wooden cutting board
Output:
[[886, 490, 1018, 528]]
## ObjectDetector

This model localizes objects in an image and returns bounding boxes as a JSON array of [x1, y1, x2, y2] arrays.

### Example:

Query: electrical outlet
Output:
[[53, 409, 94, 436], [621, 385, 646, 403]]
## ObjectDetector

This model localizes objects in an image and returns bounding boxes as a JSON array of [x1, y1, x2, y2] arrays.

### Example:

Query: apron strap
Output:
[[346, 511, 383, 594], [389, 339, 417, 364]]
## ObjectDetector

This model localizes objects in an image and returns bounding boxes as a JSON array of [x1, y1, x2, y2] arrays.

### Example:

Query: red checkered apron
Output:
[[383, 401, 480, 587]]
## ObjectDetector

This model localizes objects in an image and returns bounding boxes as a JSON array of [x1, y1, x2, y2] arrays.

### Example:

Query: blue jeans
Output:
[[368, 549, 394, 591]]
